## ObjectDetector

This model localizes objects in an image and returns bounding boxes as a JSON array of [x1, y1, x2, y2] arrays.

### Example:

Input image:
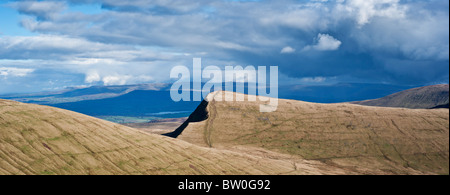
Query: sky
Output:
[[0, 0, 449, 94]]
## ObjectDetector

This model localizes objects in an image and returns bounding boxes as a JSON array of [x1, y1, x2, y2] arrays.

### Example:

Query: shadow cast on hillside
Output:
[[432, 103, 450, 109], [163, 100, 209, 138]]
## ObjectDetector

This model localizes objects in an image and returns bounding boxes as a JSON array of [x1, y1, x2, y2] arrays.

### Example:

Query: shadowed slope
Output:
[[0, 99, 356, 175], [178, 92, 450, 175], [432, 103, 450, 109], [164, 100, 209, 138]]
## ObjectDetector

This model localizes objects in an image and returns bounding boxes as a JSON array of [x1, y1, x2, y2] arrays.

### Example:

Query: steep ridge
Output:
[[352, 84, 449, 109], [177, 91, 449, 175], [0, 99, 356, 175]]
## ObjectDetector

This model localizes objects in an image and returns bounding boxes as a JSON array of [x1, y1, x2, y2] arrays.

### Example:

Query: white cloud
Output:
[[224, 68, 257, 83], [215, 41, 251, 51], [338, 0, 407, 26], [303, 34, 342, 51], [281, 46, 296, 54], [0, 35, 124, 60], [100, 74, 154, 86], [85, 70, 101, 83], [300, 77, 327, 83], [84, 69, 156, 86], [10, 1, 67, 19], [0, 67, 34, 77], [102, 75, 130, 86], [260, 8, 325, 31]]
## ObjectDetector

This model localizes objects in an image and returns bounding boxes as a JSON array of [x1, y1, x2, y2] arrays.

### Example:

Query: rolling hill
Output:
[[352, 84, 449, 109], [175, 91, 449, 175], [0, 99, 356, 175], [1, 90, 448, 175]]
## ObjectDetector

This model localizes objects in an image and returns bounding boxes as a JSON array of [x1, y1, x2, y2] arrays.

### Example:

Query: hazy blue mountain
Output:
[[50, 90, 200, 118], [1, 82, 422, 118], [0, 83, 170, 104]]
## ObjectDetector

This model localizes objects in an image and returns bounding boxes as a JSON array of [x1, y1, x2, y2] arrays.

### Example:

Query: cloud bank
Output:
[[0, 0, 448, 93]]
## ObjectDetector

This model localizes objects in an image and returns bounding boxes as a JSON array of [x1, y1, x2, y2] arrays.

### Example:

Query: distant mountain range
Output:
[[0, 83, 170, 104], [352, 84, 449, 109], [50, 90, 200, 118], [0, 82, 422, 119]]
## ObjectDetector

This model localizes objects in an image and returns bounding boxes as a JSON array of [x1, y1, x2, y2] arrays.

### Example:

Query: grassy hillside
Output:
[[353, 84, 449, 109], [177, 92, 450, 175], [0, 99, 357, 175]]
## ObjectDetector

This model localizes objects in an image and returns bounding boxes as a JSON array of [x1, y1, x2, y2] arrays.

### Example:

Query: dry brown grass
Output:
[[178, 92, 449, 175], [0, 99, 356, 175]]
